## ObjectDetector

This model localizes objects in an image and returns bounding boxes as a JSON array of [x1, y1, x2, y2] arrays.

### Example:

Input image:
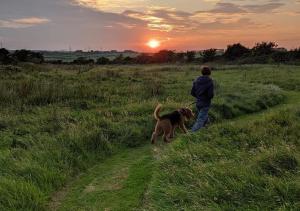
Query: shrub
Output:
[[224, 43, 250, 60], [0, 48, 13, 64], [12, 50, 44, 63], [186, 51, 196, 62], [72, 57, 94, 65], [252, 42, 277, 56], [272, 51, 290, 63], [202, 48, 217, 63], [96, 57, 110, 65]]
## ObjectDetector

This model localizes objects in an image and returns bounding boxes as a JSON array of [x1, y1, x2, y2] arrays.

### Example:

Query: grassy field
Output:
[[0, 64, 299, 210], [42, 51, 138, 62], [145, 104, 300, 210]]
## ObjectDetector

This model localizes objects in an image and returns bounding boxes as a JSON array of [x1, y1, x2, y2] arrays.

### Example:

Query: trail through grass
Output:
[[1, 64, 299, 210], [144, 91, 300, 210], [49, 145, 154, 211], [51, 90, 300, 211]]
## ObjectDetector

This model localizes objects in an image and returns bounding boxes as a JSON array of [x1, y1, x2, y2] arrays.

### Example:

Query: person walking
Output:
[[191, 66, 214, 132]]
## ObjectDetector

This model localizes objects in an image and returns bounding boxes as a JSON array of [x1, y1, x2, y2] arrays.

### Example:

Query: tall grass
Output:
[[0, 63, 298, 210], [145, 107, 300, 210]]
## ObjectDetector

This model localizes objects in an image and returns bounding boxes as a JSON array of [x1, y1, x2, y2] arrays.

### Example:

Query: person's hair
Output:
[[201, 66, 211, 76]]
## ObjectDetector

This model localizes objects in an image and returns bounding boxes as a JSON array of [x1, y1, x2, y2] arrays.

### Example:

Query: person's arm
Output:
[[207, 82, 214, 99], [191, 82, 197, 98]]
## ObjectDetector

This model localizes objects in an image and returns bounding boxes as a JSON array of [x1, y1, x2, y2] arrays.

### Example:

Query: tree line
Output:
[[0, 49, 44, 64], [1, 42, 300, 65]]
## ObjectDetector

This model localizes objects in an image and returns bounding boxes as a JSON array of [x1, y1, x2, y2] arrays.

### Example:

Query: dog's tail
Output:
[[154, 104, 162, 120]]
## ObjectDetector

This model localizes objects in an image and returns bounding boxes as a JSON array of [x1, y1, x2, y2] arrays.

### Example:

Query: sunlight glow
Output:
[[147, 39, 160, 49]]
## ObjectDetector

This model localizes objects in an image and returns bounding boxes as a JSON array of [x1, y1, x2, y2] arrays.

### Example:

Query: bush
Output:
[[252, 42, 277, 56], [272, 51, 290, 63], [12, 50, 44, 63], [225, 43, 250, 60], [0, 48, 13, 64], [72, 57, 94, 65], [202, 49, 217, 63], [96, 57, 110, 65]]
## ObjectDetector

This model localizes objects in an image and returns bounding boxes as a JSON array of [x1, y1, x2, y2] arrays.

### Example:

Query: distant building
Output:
[[199, 49, 225, 56], [274, 47, 287, 52], [215, 49, 225, 55], [123, 50, 136, 54]]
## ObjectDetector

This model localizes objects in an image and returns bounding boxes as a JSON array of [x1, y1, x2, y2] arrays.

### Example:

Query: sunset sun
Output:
[[147, 39, 160, 49]]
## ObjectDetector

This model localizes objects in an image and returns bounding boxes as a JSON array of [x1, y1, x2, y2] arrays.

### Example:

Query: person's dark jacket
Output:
[[191, 76, 214, 108]]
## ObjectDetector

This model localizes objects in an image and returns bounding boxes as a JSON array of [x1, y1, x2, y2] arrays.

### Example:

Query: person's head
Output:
[[201, 66, 211, 76]]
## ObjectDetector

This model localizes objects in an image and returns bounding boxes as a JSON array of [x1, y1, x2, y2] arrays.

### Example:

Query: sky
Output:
[[0, 0, 300, 51]]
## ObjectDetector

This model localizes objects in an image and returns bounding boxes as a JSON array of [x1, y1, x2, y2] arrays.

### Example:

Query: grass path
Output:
[[49, 145, 154, 211], [49, 90, 300, 211], [232, 90, 300, 123]]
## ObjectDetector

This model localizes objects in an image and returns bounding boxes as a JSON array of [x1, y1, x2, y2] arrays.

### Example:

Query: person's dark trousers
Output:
[[191, 106, 210, 132]]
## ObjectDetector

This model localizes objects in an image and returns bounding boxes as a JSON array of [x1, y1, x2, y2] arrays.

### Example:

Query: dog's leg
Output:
[[160, 120, 172, 143], [170, 126, 176, 138], [151, 132, 158, 144], [163, 133, 171, 143], [163, 125, 171, 143], [179, 122, 188, 134], [151, 124, 162, 144]]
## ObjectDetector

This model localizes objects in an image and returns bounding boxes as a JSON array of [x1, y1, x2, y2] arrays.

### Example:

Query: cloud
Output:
[[0, 17, 50, 28], [207, 3, 246, 14], [243, 2, 285, 13], [197, 2, 285, 14], [73, 0, 148, 13], [66, 0, 296, 47], [121, 7, 261, 33], [71, 0, 285, 33]]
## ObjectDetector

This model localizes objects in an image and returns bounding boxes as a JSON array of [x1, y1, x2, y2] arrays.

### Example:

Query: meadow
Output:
[[0, 63, 299, 210], [42, 51, 137, 63]]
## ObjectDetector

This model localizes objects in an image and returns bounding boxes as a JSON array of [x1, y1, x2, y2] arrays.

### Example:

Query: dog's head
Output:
[[179, 108, 194, 120]]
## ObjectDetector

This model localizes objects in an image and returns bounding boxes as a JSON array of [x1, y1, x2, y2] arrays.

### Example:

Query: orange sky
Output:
[[0, 0, 300, 51]]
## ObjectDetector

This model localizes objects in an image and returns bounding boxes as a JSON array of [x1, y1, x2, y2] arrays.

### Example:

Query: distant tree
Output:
[[175, 52, 186, 63], [224, 43, 250, 60], [252, 42, 277, 56], [153, 50, 175, 63], [272, 51, 290, 63], [186, 51, 196, 62], [48, 60, 63, 64], [0, 48, 12, 64], [135, 53, 153, 64], [12, 49, 29, 62], [112, 54, 124, 64], [72, 57, 94, 65], [0, 48, 9, 59], [12, 49, 44, 63], [290, 48, 300, 60], [96, 57, 110, 65], [202, 49, 217, 63], [123, 56, 134, 64]]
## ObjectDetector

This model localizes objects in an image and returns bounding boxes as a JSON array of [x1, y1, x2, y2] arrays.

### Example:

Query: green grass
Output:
[[0, 64, 299, 210], [42, 51, 138, 62], [55, 145, 153, 211], [145, 105, 300, 210], [143, 73, 300, 211]]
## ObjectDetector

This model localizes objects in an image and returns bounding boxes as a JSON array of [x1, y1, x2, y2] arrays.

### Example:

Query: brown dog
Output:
[[151, 104, 194, 144]]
